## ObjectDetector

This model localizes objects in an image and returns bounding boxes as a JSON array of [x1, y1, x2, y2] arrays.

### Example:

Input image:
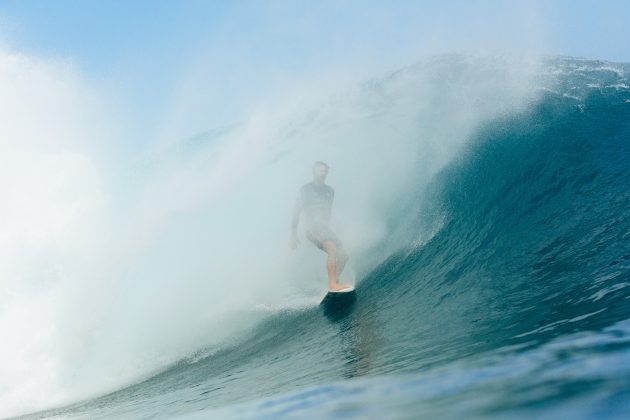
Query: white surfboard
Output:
[[328, 285, 355, 293], [320, 285, 356, 306]]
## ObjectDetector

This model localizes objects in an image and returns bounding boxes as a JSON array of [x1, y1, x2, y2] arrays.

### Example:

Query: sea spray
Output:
[[1, 52, 541, 418]]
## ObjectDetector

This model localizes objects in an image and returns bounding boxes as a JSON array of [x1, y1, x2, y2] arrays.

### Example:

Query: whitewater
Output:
[[2, 53, 630, 419]]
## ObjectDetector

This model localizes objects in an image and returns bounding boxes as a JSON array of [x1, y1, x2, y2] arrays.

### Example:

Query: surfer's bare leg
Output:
[[336, 249, 348, 277], [322, 240, 350, 291]]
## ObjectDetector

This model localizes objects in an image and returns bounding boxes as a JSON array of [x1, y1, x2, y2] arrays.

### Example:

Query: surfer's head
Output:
[[312, 161, 329, 184]]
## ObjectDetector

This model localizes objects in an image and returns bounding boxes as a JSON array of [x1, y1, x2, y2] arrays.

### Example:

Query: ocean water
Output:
[[6, 55, 630, 419]]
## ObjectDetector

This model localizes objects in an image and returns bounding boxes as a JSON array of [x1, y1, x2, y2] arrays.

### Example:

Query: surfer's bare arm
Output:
[[289, 196, 302, 249]]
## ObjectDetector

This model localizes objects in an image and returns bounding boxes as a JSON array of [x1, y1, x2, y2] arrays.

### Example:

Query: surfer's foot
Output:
[[329, 283, 351, 292]]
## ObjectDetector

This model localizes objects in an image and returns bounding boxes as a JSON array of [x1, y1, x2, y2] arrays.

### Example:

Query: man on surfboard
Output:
[[290, 161, 351, 292]]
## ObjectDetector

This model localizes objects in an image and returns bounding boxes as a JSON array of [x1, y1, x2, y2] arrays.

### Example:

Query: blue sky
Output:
[[1, 0, 629, 140]]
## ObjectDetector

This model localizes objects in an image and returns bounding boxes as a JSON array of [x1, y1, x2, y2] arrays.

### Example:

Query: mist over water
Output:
[[10, 53, 627, 419], [0, 49, 542, 417]]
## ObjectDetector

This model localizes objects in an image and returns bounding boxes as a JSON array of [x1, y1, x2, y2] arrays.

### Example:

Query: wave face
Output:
[[13, 56, 630, 419]]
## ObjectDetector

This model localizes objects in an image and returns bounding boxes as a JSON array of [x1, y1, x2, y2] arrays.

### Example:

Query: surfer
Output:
[[290, 161, 351, 292]]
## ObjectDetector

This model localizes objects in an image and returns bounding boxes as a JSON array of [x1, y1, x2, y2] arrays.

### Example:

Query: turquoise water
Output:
[[14, 56, 630, 419]]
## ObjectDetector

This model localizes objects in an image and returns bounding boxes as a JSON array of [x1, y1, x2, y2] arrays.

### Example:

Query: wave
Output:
[[6, 54, 630, 419]]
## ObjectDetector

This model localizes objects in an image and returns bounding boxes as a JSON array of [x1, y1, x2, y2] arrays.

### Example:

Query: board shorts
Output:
[[306, 225, 345, 253]]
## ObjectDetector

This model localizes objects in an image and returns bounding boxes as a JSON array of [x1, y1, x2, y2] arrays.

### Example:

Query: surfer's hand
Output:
[[289, 234, 300, 249]]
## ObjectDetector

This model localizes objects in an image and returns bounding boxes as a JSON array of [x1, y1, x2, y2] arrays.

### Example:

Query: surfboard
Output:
[[320, 286, 356, 320], [320, 285, 356, 305]]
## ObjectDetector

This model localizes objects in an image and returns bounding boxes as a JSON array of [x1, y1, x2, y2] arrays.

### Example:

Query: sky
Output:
[[1, 0, 629, 144]]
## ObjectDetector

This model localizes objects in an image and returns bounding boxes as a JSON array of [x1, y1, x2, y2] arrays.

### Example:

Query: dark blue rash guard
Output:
[[293, 182, 344, 250], [298, 182, 334, 229]]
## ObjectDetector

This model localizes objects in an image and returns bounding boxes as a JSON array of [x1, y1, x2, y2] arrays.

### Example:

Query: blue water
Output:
[[14, 56, 630, 419]]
